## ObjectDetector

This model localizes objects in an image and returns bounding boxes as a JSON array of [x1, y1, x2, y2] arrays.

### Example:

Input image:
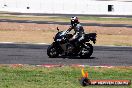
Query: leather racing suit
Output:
[[68, 23, 85, 43]]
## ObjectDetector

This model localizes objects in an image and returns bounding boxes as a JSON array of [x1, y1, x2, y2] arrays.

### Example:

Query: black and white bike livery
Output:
[[47, 27, 97, 58]]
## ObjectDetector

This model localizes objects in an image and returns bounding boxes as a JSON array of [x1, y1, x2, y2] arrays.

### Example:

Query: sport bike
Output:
[[47, 27, 97, 58]]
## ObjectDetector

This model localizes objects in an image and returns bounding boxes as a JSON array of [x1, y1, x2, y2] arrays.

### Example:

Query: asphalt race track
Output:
[[0, 43, 131, 66]]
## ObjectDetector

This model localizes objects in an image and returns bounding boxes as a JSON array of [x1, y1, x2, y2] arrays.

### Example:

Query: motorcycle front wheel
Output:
[[80, 43, 93, 58], [47, 45, 59, 58]]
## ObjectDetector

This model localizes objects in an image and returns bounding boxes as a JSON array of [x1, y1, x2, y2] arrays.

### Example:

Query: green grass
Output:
[[40, 16, 132, 21], [0, 65, 131, 88], [78, 16, 132, 21]]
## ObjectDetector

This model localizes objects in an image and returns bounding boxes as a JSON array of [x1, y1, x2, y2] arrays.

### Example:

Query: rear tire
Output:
[[80, 43, 93, 58], [47, 45, 59, 58]]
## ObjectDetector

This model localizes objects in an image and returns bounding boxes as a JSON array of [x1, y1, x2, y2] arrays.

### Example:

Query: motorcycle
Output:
[[47, 27, 97, 58]]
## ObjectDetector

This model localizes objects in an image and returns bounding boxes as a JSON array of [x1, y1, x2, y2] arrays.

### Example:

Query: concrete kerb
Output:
[[1, 64, 132, 68]]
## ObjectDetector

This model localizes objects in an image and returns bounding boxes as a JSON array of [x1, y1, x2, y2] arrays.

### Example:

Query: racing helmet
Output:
[[71, 16, 79, 27]]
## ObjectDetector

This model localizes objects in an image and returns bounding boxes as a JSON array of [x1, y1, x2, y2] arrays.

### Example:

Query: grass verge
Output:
[[0, 65, 131, 88], [78, 16, 132, 21], [0, 30, 132, 46], [1, 13, 132, 23]]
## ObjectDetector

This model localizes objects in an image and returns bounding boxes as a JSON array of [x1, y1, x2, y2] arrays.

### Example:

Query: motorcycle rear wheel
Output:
[[80, 43, 93, 58]]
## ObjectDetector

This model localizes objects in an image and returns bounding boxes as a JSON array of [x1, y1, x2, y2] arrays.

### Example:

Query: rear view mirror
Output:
[[57, 27, 59, 32]]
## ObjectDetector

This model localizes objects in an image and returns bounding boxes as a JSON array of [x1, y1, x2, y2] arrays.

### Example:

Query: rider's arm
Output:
[[66, 26, 73, 33]]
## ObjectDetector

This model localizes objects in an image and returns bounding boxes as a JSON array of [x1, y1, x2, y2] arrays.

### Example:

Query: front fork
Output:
[[52, 42, 63, 54]]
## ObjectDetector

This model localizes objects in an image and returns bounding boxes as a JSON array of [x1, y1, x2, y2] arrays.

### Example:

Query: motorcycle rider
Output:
[[68, 16, 85, 44], [66, 16, 85, 53]]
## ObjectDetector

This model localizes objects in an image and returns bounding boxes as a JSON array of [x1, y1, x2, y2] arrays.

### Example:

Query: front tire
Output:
[[80, 43, 93, 58], [47, 45, 59, 58]]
